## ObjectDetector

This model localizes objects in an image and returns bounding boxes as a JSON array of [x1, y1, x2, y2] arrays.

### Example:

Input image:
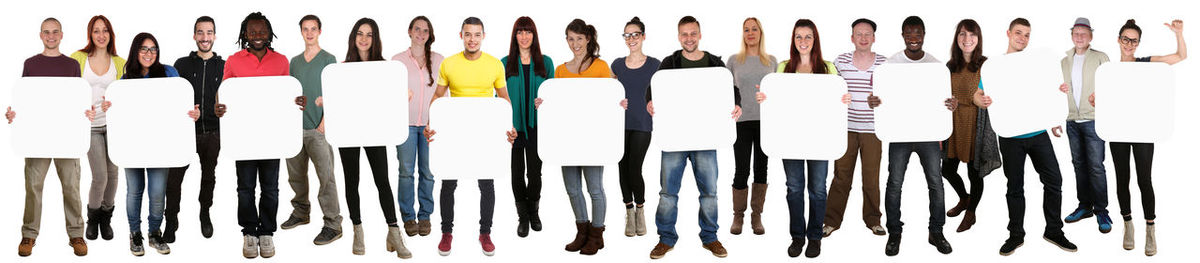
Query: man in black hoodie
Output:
[[164, 16, 224, 243], [646, 16, 741, 260]]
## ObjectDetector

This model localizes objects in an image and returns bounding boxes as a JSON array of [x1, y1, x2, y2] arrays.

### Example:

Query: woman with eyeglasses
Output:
[[109, 32, 199, 256], [1103, 19, 1185, 256], [500, 16, 553, 238], [610, 16, 659, 238]]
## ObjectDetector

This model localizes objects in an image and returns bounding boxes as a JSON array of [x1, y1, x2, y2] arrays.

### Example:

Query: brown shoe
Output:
[[649, 242, 673, 259], [703, 240, 728, 258], [417, 220, 432, 236], [957, 211, 976, 232], [947, 198, 969, 217], [750, 183, 768, 235], [403, 220, 419, 237], [17, 238, 34, 257], [69, 237, 87, 256], [730, 187, 748, 235], [565, 222, 590, 252], [579, 226, 605, 255]]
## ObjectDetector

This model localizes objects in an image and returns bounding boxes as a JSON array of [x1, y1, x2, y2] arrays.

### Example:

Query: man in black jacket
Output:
[[164, 16, 224, 243], [646, 16, 741, 260]]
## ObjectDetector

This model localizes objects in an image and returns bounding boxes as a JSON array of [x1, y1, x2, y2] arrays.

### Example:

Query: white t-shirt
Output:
[[1071, 54, 1085, 110], [83, 58, 117, 127], [888, 51, 941, 64]]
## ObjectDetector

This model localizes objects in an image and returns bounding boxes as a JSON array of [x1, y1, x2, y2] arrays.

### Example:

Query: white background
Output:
[[1, 0, 1196, 262]]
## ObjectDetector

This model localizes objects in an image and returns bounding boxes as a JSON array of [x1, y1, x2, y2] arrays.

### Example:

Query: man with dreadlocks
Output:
[[213, 11, 307, 259]]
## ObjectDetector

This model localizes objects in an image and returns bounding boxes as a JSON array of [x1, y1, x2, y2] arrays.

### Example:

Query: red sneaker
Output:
[[438, 233, 452, 256], [479, 234, 495, 256]]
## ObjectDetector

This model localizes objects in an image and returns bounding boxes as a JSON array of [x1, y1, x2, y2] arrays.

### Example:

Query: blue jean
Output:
[[655, 150, 719, 246], [563, 166, 605, 227], [126, 168, 168, 233], [783, 159, 828, 240], [1065, 121, 1108, 214], [884, 142, 946, 234], [236, 160, 280, 236], [397, 126, 435, 222]]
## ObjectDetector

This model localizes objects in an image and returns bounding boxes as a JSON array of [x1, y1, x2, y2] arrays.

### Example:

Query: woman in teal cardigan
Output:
[[501, 16, 554, 238]]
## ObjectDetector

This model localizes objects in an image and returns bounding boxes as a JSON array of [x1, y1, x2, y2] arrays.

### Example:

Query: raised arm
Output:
[[1150, 20, 1187, 65]]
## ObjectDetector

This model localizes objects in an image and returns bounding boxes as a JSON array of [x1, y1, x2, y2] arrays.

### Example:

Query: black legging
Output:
[[339, 146, 396, 225], [733, 121, 768, 189], [1112, 142, 1155, 221], [511, 128, 542, 204], [942, 157, 983, 211], [440, 179, 495, 234], [618, 130, 651, 205]]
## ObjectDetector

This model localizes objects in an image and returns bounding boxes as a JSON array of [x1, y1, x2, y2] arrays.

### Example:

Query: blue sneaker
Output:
[[1097, 213, 1113, 233], [1064, 208, 1093, 223]]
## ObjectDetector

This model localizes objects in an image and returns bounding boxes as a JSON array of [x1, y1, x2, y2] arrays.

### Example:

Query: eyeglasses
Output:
[[138, 46, 159, 54], [1119, 36, 1140, 46], [622, 32, 643, 40]]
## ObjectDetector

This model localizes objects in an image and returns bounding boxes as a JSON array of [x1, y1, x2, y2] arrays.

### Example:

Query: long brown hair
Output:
[[409, 16, 436, 86], [345, 18, 384, 62], [565, 19, 599, 69], [947, 19, 987, 72], [80, 15, 117, 55], [784, 19, 828, 74], [505, 17, 548, 78]]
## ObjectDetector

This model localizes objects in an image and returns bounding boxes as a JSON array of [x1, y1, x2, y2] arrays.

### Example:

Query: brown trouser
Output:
[[824, 132, 883, 229], [22, 158, 85, 239]]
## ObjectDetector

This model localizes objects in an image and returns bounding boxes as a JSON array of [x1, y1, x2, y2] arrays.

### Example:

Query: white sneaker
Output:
[[1122, 220, 1135, 250], [259, 235, 275, 258], [822, 225, 837, 237], [1145, 224, 1157, 256], [243, 235, 259, 258], [870, 225, 887, 236]]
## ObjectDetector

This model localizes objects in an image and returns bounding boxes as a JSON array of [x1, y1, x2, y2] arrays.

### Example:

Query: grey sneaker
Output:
[[148, 230, 171, 255], [280, 215, 309, 230], [242, 235, 259, 258], [258, 235, 275, 258], [130, 232, 145, 256], [314, 227, 342, 245]]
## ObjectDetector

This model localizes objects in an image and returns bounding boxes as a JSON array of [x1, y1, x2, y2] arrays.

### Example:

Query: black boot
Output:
[[86, 207, 100, 240], [515, 201, 530, 237], [99, 206, 115, 240], [528, 200, 543, 232], [163, 214, 178, 243], [200, 208, 214, 238]]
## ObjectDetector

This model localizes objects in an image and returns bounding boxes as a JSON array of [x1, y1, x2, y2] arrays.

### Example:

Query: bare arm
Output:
[[1150, 20, 1187, 65]]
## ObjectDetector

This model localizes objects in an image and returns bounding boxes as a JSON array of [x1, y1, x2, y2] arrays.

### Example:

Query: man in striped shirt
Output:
[[823, 18, 889, 239]]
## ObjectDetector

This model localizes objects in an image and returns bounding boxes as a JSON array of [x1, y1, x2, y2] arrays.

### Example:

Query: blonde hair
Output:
[[736, 17, 771, 66]]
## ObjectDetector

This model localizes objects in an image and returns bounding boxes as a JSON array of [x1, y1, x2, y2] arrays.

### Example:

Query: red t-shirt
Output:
[[223, 49, 288, 80]]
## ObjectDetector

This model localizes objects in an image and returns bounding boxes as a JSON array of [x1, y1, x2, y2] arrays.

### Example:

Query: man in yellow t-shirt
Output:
[[423, 17, 516, 258]]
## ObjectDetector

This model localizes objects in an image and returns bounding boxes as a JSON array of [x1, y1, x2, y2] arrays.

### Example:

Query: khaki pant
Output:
[[285, 129, 343, 229], [824, 132, 883, 229], [22, 158, 85, 239]]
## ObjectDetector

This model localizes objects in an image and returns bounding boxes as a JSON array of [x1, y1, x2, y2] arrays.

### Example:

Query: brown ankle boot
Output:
[[69, 237, 87, 256], [565, 222, 590, 252], [947, 198, 969, 217], [730, 187, 748, 235], [579, 226, 605, 255], [956, 211, 976, 232], [750, 183, 768, 235]]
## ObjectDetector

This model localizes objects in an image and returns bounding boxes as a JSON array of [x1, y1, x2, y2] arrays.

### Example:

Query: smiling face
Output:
[[794, 26, 814, 56], [137, 38, 157, 68], [957, 28, 978, 56], [1118, 28, 1140, 57], [566, 30, 587, 57], [355, 23, 374, 54], [1007, 24, 1031, 52], [40, 20, 63, 50], [1071, 26, 1092, 50], [851, 23, 875, 52], [901, 25, 924, 53], [516, 30, 533, 50], [245, 19, 269, 51], [300, 20, 320, 46], [461, 24, 484, 54], [743, 19, 761, 47], [91, 21, 110, 51], [410, 19, 430, 47], [623, 24, 643, 53], [677, 22, 700, 53], [194, 21, 215, 53]]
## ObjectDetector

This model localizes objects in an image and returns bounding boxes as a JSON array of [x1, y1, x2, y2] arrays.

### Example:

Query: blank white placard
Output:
[[980, 49, 1068, 138], [428, 97, 512, 180], [10, 77, 92, 158], [759, 73, 848, 160], [105, 78, 197, 168], [1095, 62, 1174, 143], [873, 63, 953, 142], [321, 61, 409, 147], [649, 67, 736, 152], [218, 76, 303, 160], [536, 78, 625, 165]]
